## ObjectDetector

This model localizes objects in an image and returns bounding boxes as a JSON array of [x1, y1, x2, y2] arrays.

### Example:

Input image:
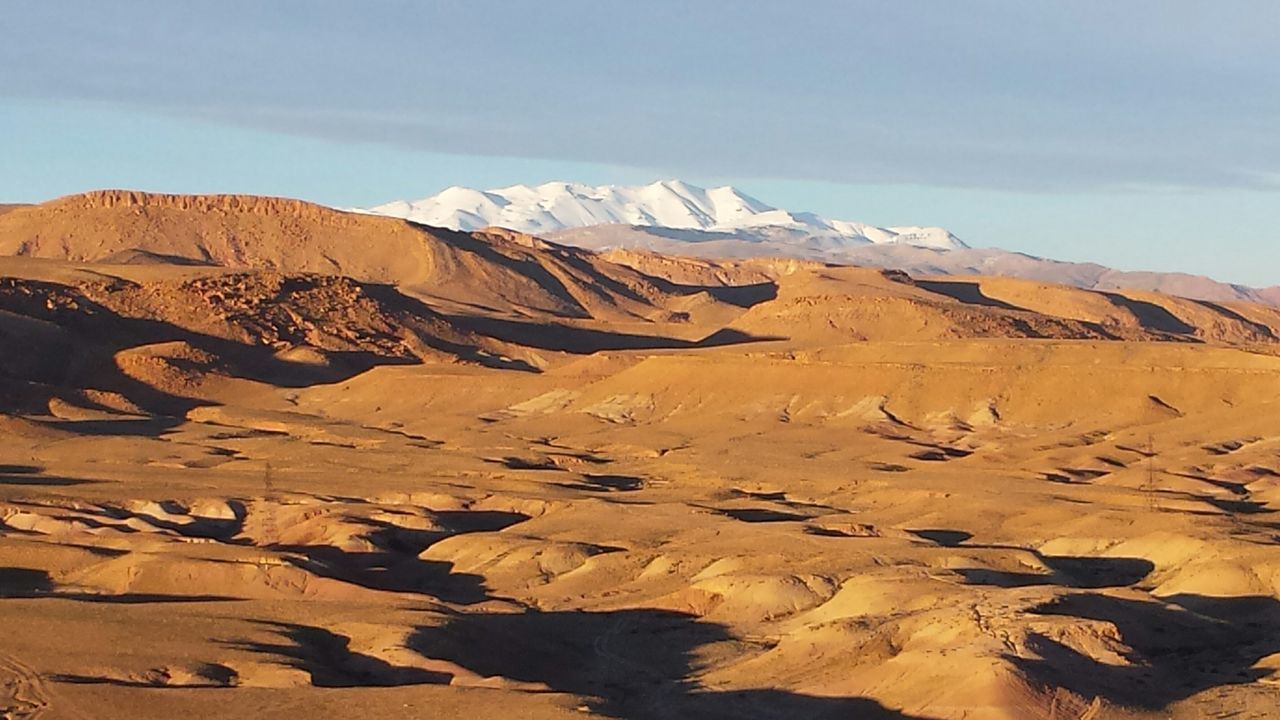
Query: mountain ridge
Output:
[[366, 181, 1277, 305], [548, 223, 1280, 307], [367, 180, 967, 251]]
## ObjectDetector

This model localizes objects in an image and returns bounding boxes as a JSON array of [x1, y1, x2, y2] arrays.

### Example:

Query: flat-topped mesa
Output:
[[51, 190, 367, 226]]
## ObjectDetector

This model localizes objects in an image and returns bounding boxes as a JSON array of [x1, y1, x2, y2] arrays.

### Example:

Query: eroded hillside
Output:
[[2, 192, 1279, 720]]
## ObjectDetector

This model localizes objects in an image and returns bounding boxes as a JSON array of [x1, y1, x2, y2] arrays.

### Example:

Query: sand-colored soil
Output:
[[2, 193, 1280, 719]]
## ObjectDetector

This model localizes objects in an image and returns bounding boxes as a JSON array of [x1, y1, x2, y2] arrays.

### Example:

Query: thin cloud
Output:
[[3, 0, 1279, 192]]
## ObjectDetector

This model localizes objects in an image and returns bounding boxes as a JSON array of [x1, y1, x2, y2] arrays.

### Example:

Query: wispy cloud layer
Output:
[[5, 0, 1278, 192]]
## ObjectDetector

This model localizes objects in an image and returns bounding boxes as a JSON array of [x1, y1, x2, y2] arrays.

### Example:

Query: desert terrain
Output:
[[2, 191, 1280, 719]]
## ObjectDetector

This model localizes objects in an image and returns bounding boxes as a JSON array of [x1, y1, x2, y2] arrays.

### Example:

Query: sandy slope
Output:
[[2, 193, 1280, 719]]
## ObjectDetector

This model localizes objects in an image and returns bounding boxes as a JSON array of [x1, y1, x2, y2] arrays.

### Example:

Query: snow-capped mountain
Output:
[[366, 180, 967, 250]]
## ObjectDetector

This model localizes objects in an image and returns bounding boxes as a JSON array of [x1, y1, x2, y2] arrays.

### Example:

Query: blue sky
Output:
[[2, 1, 1278, 286]]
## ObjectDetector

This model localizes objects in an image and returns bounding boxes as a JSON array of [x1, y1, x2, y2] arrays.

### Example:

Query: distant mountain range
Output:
[[367, 181, 1279, 306], [549, 224, 1280, 307], [367, 180, 966, 250]]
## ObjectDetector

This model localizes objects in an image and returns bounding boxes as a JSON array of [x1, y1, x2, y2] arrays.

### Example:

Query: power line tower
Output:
[[1144, 433, 1159, 513], [259, 461, 279, 550]]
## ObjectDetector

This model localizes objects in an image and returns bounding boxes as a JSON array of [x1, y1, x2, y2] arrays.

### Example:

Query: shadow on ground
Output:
[[409, 607, 925, 719], [237, 622, 450, 688], [0, 567, 240, 603], [0, 463, 99, 486], [909, 527, 1157, 590], [445, 314, 784, 354], [277, 510, 528, 604], [1013, 592, 1280, 709], [955, 556, 1155, 589]]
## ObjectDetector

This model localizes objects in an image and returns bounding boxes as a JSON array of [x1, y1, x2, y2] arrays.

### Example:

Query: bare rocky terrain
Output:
[[2, 192, 1280, 719]]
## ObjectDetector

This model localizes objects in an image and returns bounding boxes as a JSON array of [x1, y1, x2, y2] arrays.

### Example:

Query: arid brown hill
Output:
[[4, 191, 1280, 720], [0, 266, 531, 415], [0, 191, 711, 322], [2, 191, 1278, 354], [604, 249, 1280, 348], [553, 223, 1280, 306]]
